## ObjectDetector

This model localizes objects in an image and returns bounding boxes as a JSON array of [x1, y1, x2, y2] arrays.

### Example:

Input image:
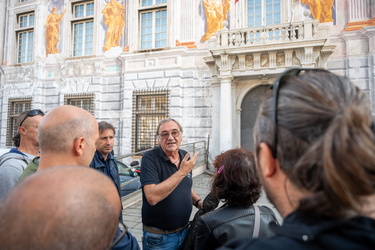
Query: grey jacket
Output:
[[0, 152, 33, 200]]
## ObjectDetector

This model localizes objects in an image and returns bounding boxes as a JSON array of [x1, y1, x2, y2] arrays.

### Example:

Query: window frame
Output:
[[64, 93, 95, 115], [247, 0, 281, 28], [138, 0, 168, 50], [132, 89, 169, 152], [15, 12, 35, 64], [71, 1, 95, 57], [6, 98, 32, 147]]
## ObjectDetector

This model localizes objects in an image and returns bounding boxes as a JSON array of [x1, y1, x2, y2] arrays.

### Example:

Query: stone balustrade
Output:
[[211, 20, 320, 48], [206, 20, 334, 73]]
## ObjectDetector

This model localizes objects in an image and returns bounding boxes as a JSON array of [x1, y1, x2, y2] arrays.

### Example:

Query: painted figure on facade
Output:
[[102, 0, 125, 51], [201, 0, 231, 42], [301, 0, 335, 23], [46, 7, 66, 55]]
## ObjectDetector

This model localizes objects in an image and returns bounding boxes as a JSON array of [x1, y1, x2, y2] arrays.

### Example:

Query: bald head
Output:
[[0, 165, 121, 250], [38, 105, 98, 167]]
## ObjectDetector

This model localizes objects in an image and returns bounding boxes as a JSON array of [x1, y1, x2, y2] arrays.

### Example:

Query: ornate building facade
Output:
[[0, 0, 374, 158]]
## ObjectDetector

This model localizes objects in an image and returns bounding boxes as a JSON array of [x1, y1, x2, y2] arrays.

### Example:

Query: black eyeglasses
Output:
[[18, 109, 45, 127], [271, 68, 330, 158], [105, 221, 128, 250]]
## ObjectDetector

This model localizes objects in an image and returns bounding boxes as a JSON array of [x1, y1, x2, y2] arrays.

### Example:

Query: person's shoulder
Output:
[[143, 147, 160, 158], [218, 236, 305, 250], [0, 152, 28, 166], [90, 151, 102, 168]]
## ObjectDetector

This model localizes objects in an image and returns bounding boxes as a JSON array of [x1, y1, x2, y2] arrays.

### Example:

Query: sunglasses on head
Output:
[[271, 67, 328, 158], [19, 109, 45, 127]]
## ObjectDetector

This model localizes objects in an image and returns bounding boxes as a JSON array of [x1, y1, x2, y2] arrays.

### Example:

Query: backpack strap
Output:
[[252, 204, 260, 238]]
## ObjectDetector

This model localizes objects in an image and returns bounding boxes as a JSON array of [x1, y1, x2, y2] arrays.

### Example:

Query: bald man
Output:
[[0, 165, 121, 250], [19, 105, 99, 179], [38, 105, 99, 170], [19, 105, 140, 250]]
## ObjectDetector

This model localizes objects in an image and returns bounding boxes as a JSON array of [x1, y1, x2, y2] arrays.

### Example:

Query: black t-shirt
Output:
[[140, 147, 193, 230]]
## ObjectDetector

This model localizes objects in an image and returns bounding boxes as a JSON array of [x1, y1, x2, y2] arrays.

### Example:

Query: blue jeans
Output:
[[142, 227, 189, 250]]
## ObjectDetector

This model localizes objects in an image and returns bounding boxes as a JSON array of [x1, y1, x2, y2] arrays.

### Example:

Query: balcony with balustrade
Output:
[[205, 19, 336, 78]]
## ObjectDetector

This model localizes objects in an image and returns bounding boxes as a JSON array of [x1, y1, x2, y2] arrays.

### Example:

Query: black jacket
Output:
[[195, 204, 279, 250], [219, 211, 375, 250], [180, 191, 220, 250]]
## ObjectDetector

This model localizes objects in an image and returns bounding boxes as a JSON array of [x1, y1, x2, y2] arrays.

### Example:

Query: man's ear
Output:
[[73, 137, 85, 156], [18, 126, 27, 135], [258, 142, 278, 178]]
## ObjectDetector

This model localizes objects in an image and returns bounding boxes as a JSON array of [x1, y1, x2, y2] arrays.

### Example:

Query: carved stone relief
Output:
[[232, 57, 239, 70], [245, 55, 254, 68], [276, 52, 285, 66], [261, 53, 269, 67], [292, 51, 301, 65]]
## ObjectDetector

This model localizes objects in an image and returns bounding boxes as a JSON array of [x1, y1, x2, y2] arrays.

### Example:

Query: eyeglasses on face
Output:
[[104, 220, 128, 250], [19, 109, 45, 127], [158, 130, 180, 140], [271, 67, 328, 158]]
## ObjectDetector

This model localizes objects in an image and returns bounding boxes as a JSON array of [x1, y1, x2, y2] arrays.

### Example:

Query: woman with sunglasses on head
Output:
[[195, 148, 279, 250], [220, 68, 375, 249]]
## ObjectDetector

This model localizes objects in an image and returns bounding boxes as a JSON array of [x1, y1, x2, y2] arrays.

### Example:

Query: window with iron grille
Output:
[[64, 93, 95, 115], [132, 89, 169, 152], [6, 98, 32, 146]]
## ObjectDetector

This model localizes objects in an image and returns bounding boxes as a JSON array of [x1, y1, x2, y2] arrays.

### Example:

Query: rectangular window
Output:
[[141, 0, 167, 7], [16, 12, 34, 63], [247, 0, 280, 27], [6, 98, 32, 146], [132, 89, 169, 152], [139, 1, 167, 49], [64, 93, 95, 115], [72, 1, 94, 57]]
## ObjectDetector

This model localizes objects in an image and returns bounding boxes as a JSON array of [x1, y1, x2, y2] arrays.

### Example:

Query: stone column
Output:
[[180, 1, 194, 41], [219, 75, 233, 152], [348, 0, 371, 22], [210, 78, 221, 167]]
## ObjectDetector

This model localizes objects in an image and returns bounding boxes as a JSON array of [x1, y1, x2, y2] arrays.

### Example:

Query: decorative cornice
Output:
[[344, 17, 375, 32], [175, 40, 197, 49]]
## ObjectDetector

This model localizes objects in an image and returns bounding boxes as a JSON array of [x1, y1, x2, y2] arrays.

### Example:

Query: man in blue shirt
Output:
[[90, 121, 121, 197], [90, 121, 140, 250]]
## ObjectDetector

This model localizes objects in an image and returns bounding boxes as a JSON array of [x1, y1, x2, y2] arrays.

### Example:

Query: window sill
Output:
[[133, 47, 170, 54]]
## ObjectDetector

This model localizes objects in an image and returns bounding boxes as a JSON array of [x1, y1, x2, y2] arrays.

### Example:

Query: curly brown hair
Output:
[[211, 148, 261, 207]]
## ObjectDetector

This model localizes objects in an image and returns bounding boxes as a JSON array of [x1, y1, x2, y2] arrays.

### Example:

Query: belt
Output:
[[143, 224, 188, 235]]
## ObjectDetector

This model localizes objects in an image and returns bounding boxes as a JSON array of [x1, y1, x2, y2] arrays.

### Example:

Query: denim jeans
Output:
[[142, 226, 189, 250]]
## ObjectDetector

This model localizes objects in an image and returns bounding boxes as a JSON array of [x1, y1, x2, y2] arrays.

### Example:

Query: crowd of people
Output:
[[0, 68, 374, 249]]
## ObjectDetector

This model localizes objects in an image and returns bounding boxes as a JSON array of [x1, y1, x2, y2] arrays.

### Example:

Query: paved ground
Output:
[[122, 172, 282, 248]]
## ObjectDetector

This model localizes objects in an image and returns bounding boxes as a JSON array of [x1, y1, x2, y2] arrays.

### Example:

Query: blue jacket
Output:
[[90, 150, 121, 198]]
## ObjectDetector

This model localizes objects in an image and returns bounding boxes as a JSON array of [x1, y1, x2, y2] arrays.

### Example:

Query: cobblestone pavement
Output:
[[122, 172, 282, 248]]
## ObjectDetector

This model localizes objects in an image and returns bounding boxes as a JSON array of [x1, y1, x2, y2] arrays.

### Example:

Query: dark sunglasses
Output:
[[271, 68, 328, 158], [18, 109, 45, 127]]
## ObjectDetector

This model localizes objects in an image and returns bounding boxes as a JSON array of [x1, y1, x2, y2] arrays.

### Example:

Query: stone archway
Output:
[[240, 84, 270, 151]]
